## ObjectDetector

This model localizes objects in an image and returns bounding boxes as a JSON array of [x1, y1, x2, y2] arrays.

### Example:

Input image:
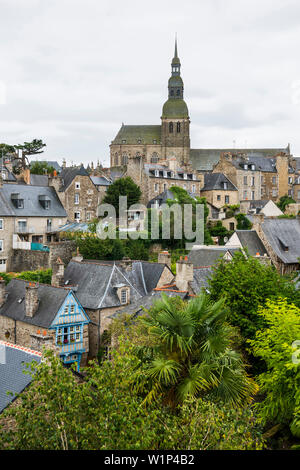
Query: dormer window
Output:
[[75, 182, 80, 190], [39, 195, 51, 209], [11, 193, 24, 209], [122, 139, 126, 144], [163, 171, 168, 178], [223, 182, 228, 190], [153, 139, 157, 144], [155, 170, 159, 177], [244, 164, 248, 170], [137, 139, 141, 144], [192, 174, 196, 180], [183, 173, 187, 180], [251, 164, 255, 171], [171, 171, 175, 178]]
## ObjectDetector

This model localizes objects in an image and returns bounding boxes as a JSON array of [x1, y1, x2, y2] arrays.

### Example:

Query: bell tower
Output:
[[161, 37, 190, 165]]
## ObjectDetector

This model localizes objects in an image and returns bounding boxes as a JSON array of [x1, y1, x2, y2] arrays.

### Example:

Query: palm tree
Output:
[[134, 293, 258, 408]]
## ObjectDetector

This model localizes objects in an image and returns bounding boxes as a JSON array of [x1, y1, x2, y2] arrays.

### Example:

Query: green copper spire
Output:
[[161, 37, 189, 118]]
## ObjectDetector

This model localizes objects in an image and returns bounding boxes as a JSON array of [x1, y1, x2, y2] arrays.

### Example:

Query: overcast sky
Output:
[[1, 0, 300, 167]]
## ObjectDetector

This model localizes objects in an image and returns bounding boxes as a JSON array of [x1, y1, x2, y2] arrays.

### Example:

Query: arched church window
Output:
[[177, 122, 181, 133], [169, 122, 173, 133], [114, 153, 119, 166], [170, 89, 174, 96], [151, 153, 159, 163], [177, 89, 181, 96]]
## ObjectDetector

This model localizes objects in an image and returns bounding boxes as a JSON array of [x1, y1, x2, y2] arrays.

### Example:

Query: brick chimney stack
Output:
[[0, 278, 6, 308], [51, 257, 65, 287], [175, 256, 194, 292], [25, 283, 39, 317]]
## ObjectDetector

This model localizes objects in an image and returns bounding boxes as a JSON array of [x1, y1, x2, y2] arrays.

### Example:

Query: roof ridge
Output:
[[0, 340, 42, 357], [11, 278, 71, 291]]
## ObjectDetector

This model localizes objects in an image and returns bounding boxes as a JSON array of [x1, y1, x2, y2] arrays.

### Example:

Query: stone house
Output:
[[0, 182, 67, 272], [225, 230, 269, 258], [49, 166, 99, 223], [252, 214, 300, 274], [62, 258, 174, 357], [201, 173, 239, 209], [90, 175, 112, 203], [239, 199, 283, 217], [212, 151, 293, 203], [0, 277, 90, 370]]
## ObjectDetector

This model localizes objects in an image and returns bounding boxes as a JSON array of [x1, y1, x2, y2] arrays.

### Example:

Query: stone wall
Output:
[[10, 240, 76, 272]]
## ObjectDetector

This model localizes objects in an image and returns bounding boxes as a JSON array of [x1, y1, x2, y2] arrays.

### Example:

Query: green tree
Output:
[[249, 299, 300, 441], [30, 161, 55, 175], [133, 293, 258, 407], [235, 213, 252, 230], [0, 143, 15, 157], [0, 346, 263, 450], [103, 177, 142, 216], [277, 195, 296, 213], [208, 251, 300, 340]]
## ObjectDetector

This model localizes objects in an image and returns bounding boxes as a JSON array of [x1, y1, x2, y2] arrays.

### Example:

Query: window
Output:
[[244, 164, 248, 170], [74, 193, 79, 205], [272, 189, 277, 197], [137, 139, 141, 144], [289, 177, 293, 184], [70, 305, 75, 314], [243, 190, 247, 199], [47, 219, 52, 231], [74, 212, 80, 221], [176, 89, 180, 96], [122, 139, 126, 144], [177, 122, 181, 133], [251, 191, 255, 200], [87, 212, 92, 221], [251, 164, 255, 171], [16, 199, 24, 209], [217, 195, 221, 201], [251, 176, 255, 186], [169, 122, 173, 133], [56, 325, 82, 345], [272, 176, 276, 185], [17, 220, 27, 232], [44, 200, 51, 209], [170, 89, 174, 96], [114, 153, 119, 166], [151, 153, 159, 163], [155, 170, 159, 177], [163, 183, 167, 191], [0, 241, 3, 252], [243, 176, 247, 185], [75, 182, 80, 190], [225, 195, 229, 204], [64, 306, 69, 315], [229, 222, 235, 231], [0, 220, 3, 230], [121, 289, 128, 305], [192, 184, 196, 193], [154, 183, 159, 192], [153, 140, 157, 144], [223, 182, 228, 190], [121, 154, 128, 165], [183, 173, 187, 180]]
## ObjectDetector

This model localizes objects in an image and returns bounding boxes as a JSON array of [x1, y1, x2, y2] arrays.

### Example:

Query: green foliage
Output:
[[0, 347, 263, 450], [277, 195, 296, 213], [1, 269, 52, 285], [224, 204, 240, 219], [208, 251, 300, 340], [235, 213, 252, 230], [208, 220, 232, 245], [15, 139, 46, 156], [132, 293, 258, 407], [0, 143, 15, 157], [249, 299, 300, 441], [103, 177, 142, 216], [76, 235, 126, 260], [30, 161, 55, 175]]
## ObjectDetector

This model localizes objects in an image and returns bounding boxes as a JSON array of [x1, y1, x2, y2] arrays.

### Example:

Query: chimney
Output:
[[158, 251, 171, 268], [175, 256, 194, 292], [0, 278, 6, 307], [62, 158, 66, 169], [23, 168, 31, 185], [25, 283, 39, 317], [120, 257, 132, 271], [51, 257, 65, 287]]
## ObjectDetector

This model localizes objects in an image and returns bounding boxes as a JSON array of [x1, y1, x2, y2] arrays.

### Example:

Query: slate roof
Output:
[[261, 218, 300, 264], [230, 156, 278, 172], [64, 260, 170, 310], [188, 247, 240, 267], [0, 183, 67, 217], [29, 174, 49, 186], [0, 341, 42, 413], [90, 176, 112, 187], [191, 267, 214, 293], [190, 146, 290, 171], [0, 279, 70, 328], [60, 166, 90, 191], [0, 162, 17, 182], [202, 173, 237, 191], [110, 290, 188, 319], [235, 230, 268, 256], [144, 164, 199, 181], [112, 125, 162, 145], [147, 189, 177, 208]]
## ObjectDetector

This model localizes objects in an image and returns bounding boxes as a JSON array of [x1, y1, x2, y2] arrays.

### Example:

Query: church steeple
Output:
[[171, 36, 181, 76]]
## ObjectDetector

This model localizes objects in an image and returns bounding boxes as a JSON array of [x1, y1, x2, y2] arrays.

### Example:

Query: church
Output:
[[109, 39, 290, 204]]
